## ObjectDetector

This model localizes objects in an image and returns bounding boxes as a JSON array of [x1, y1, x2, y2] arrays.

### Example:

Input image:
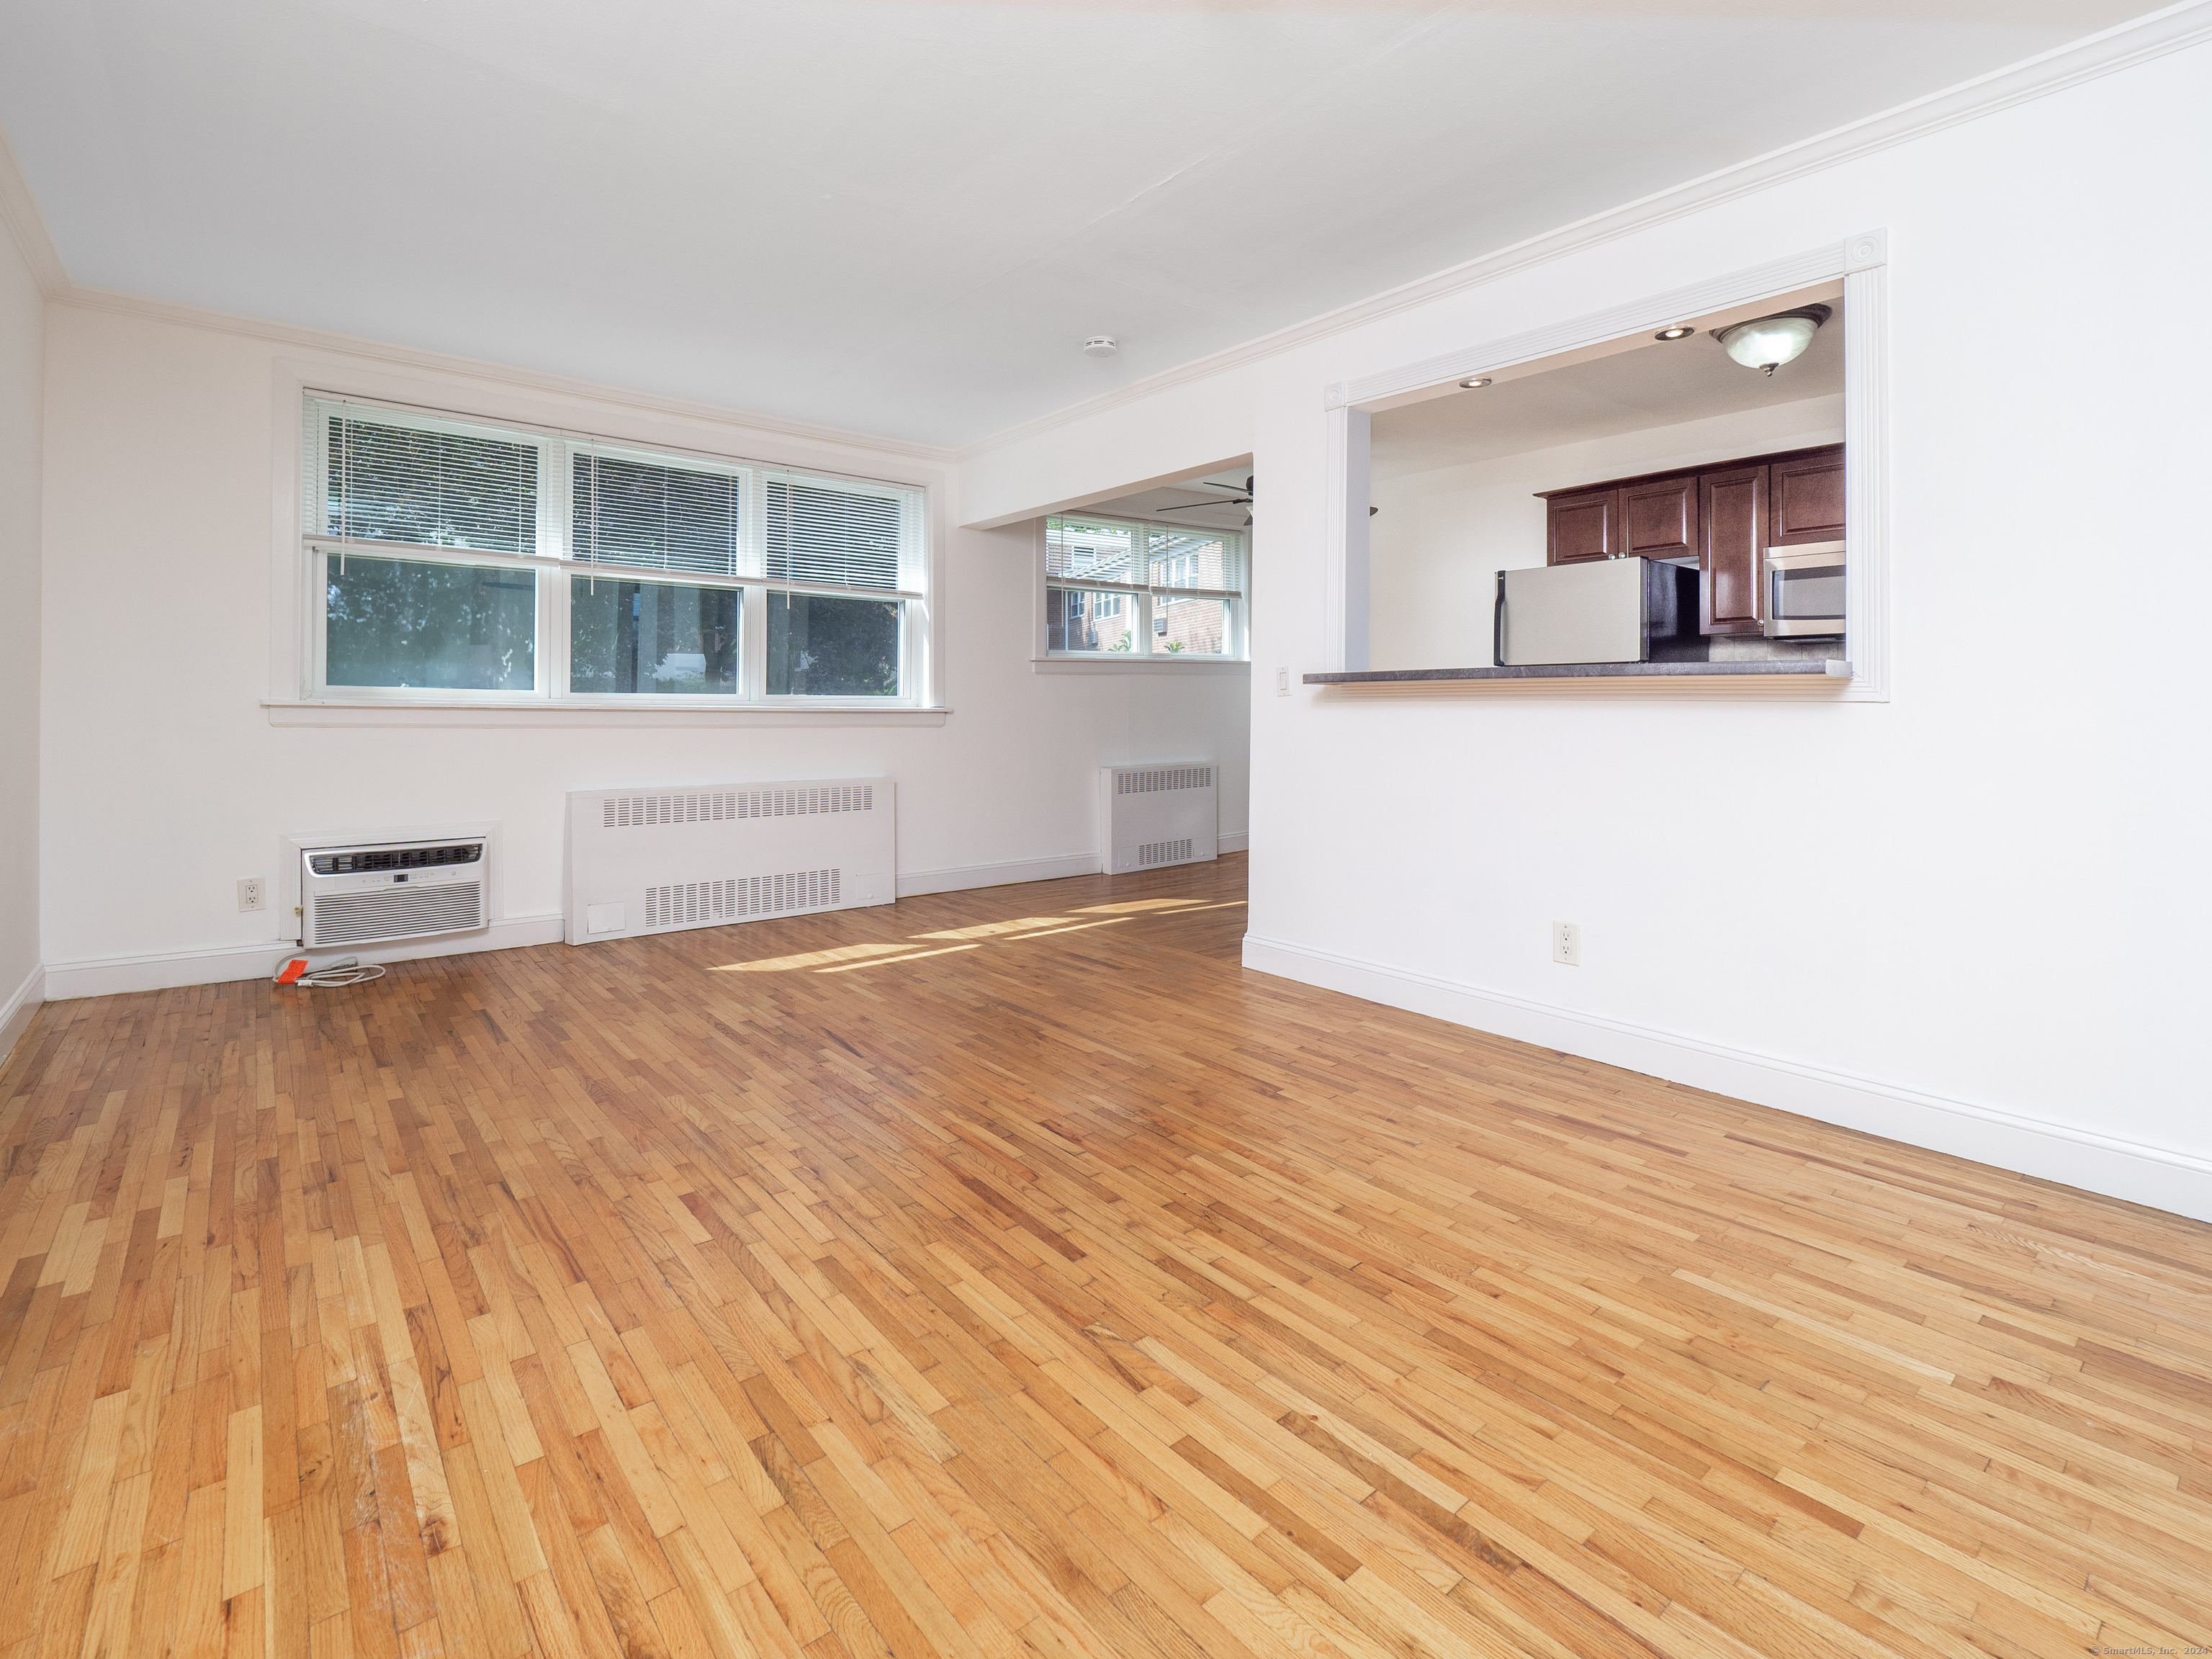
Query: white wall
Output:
[[35, 302, 1248, 993], [1369, 395, 1843, 669], [960, 36, 2212, 1218], [0, 215, 40, 1060]]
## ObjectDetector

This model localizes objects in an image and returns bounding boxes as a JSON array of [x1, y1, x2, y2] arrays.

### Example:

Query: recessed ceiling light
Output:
[[1458, 376, 1493, 389], [1082, 335, 1118, 357], [1654, 325, 1694, 341]]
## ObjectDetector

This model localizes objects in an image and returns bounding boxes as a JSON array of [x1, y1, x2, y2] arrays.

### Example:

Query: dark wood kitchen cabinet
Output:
[[1699, 464, 1768, 636], [1769, 448, 1845, 544], [1622, 474, 1699, 562], [1538, 442, 1842, 638], [1545, 472, 1700, 564], [1545, 486, 1619, 563]]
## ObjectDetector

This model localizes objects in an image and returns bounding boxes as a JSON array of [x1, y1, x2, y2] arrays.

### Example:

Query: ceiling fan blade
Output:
[[1154, 499, 1251, 512]]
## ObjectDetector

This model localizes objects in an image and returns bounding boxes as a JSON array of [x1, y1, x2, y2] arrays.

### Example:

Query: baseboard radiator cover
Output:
[[1241, 932, 2212, 1227], [1100, 763, 1218, 876], [566, 780, 894, 945]]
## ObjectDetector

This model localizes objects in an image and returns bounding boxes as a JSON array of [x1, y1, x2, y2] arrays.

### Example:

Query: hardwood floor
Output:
[[2, 851, 2209, 1659]]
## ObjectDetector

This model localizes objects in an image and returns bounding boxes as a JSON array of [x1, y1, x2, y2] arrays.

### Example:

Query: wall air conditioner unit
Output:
[[300, 836, 490, 948], [1100, 763, 1217, 874], [566, 780, 894, 945]]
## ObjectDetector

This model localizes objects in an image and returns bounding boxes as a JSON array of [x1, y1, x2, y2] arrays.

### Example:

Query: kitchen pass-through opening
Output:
[[1341, 264, 1866, 685]]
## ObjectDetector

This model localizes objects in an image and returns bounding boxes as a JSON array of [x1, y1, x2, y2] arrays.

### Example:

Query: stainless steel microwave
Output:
[[1763, 540, 1845, 637]]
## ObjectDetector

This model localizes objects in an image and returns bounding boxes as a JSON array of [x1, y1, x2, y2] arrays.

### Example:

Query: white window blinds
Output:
[[1146, 525, 1241, 593], [312, 401, 539, 554], [1046, 515, 1243, 595], [1046, 516, 1141, 584], [765, 476, 905, 591], [305, 395, 925, 593], [572, 450, 743, 577]]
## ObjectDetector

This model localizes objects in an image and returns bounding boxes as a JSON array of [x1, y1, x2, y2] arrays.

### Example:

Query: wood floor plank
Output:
[[0, 852, 2208, 1659]]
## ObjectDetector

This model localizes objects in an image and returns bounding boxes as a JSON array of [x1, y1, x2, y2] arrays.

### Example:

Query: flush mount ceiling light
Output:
[[1458, 376, 1493, 389], [1653, 325, 1695, 341], [1082, 335, 1118, 357], [1712, 305, 1832, 375]]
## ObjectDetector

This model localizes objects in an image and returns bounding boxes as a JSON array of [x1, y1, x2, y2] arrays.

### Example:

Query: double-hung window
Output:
[[302, 396, 929, 705], [1043, 513, 1246, 660]]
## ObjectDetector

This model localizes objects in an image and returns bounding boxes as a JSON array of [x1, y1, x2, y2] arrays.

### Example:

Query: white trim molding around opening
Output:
[[1325, 232, 1890, 701]]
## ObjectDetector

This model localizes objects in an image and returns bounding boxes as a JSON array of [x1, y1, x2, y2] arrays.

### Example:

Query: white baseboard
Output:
[[43, 912, 567, 1002], [1241, 932, 2212, 1226], [0, 961, 41, 1069], [898, 832, 1247, 898], [897, 852, 1101, 898]]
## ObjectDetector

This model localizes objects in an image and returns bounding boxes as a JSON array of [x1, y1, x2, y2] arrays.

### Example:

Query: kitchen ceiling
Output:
[[0, 0, 2149, 448], [1371, 307, 1844, 480]]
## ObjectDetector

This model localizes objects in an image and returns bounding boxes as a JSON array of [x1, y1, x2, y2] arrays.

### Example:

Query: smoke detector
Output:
[[1082, 336, 1118, 357]]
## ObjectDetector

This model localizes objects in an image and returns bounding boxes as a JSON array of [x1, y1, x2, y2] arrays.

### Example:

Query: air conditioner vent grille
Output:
[[311, 883, 485, 945], [1136, 839, 1195, 868], [644, 869, 841, 929], [308, 842, 482, 876], [604, 786, 873, 829], [1115, 767, 1213, 796]]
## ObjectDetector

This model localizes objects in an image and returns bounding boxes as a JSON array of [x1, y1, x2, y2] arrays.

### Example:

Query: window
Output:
[[1043, 513, 1246, 659], [570, 578, 739, 695], [302, 396, 929, 704]]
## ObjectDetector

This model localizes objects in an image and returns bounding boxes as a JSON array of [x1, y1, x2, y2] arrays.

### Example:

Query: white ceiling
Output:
[[0, 0, 2149, 447], [1087, 467, 1256, 531], [1371, 302, 1844, 478]]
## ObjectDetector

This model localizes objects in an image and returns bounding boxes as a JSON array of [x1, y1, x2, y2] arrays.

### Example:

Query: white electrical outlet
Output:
[[1276, 666, 1290, 696], [238, 877, 266, 913], [1552, 921, 1580, 966]]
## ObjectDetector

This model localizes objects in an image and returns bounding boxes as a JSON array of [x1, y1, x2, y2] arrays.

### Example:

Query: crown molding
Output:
[[955, 0, 2212, 462], [0, 122, 68, 297], [50, 284, 959, 467]]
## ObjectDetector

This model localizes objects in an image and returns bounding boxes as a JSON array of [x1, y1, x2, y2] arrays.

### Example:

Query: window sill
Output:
[[1030, 657, 1251, 675], [264, 699, 950, 728]]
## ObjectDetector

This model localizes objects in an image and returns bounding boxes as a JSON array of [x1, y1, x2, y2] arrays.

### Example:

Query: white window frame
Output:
[[294, 392, 933, 711], [1035, 511, 1249, 667]]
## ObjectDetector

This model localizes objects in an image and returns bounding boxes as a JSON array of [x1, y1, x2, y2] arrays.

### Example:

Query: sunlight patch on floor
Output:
[[1071, 898, 1220, 914], [709, 940, 918, 974], [912, 916, 1075, 940], [704, 896, 1244, 976], [816, 942, 984, 974]]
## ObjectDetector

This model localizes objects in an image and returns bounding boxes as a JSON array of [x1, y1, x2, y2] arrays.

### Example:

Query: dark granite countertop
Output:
[[1305, 660, 1851, 684]]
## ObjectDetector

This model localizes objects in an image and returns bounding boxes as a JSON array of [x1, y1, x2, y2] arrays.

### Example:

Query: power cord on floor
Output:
[[273, 955, 387, 988]]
